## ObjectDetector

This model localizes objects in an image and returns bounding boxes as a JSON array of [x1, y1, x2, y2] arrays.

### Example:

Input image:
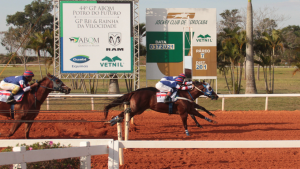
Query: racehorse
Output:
[[104, 81, 218, 136], [0, 73, 71, 139]]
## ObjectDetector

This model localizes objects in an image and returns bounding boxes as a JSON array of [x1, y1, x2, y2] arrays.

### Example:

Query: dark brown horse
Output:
[[0, 73, 71, 139], [104, 81, 218, 136]]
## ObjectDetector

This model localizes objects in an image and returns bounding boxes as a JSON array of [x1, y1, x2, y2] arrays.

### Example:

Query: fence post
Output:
[[13, 146, 26, 169], [91, 97, 94, 111], [222, 97, 225, 111], [117, 120, 124, 165], [124, 101, 130, 142], [80, 141, 91, 169], [47, 98, 49, 110], [265, 96, 268, 111]]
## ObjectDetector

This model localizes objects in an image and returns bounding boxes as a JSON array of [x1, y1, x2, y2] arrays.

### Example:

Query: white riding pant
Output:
[[0, 80, 20, 94], [155, 82, 173, 93]]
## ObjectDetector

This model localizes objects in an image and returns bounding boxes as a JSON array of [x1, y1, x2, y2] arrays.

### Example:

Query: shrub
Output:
[[0, 141, 80, 169]]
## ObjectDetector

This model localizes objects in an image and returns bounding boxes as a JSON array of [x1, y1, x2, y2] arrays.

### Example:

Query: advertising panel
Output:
[[146, 8, 216, 79], [60, 1, 133, 73]]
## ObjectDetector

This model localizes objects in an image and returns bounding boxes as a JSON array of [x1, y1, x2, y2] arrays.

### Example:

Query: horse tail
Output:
[[104, 92, 135, 119]]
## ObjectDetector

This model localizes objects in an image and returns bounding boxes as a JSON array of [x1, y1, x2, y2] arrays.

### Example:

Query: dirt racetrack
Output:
[[1, 110, 300, 169]]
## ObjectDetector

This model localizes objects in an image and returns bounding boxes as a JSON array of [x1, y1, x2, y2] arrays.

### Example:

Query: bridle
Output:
[[193, 83, 216, 99], [39, 76, 68, 93]]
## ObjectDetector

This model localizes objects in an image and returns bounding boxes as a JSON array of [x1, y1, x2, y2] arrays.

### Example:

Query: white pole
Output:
[[117, 122, 124, 165], [47, 98, 49, 110], [80, 141, 91, 169], [13, 147, 26, 169], [265, 97, 268, 111], [222, 97, 225, 111], [91, 97, 94, 111], [124, 103, 130, 143]]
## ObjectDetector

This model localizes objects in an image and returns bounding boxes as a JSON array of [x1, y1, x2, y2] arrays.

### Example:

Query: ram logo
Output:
[[108, 32, 121, 46]]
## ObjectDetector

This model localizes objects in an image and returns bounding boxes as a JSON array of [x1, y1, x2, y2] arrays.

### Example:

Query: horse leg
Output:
[[24, 122, 34, 139], [193, 102, 216, 117], [189, 114, 203, 128], [109, 111, 125, 126], [1, 121, 23, 137], [190, 109, 218, 124], [180, 113, 190, 136]]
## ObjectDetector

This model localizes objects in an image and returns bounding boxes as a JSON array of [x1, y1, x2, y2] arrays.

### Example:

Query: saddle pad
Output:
[[0, 90, 24, 103], [156, 91, 178, 103]]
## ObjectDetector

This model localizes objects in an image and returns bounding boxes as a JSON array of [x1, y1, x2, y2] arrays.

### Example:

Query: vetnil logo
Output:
[[196, 34, 212, 42], [70, 55, 90, 63], [100, 56, 124, 67]]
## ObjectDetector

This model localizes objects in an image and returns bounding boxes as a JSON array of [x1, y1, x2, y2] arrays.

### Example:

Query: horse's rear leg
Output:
[[189, 114, 203, 128], [24, 122, 34, 139], [190, 109, 217, 125], [0, 121, 23, 138], [180, 113, 190, 136], [109, 111, 125, 126]]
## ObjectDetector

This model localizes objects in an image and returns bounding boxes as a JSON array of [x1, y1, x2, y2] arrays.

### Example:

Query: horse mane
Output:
[[37, 76, 48, 84]]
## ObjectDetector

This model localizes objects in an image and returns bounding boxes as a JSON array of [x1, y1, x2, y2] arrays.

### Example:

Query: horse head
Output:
[[193, 80, 218, 100], [38, 73, 71, 94]]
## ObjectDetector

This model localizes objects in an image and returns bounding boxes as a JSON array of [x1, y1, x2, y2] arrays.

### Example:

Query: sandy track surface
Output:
[[1, 110, 300, 168]]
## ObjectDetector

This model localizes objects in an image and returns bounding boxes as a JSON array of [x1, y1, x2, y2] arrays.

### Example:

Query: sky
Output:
[[0, 0, 299, 54]]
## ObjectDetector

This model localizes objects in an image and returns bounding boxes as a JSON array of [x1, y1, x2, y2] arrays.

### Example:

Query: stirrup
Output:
[[6, 99, 15, 103], [164, 98, 172, 103]]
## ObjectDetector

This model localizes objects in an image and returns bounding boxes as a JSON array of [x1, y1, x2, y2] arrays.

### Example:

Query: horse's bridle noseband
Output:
[[40, 76, 68, 93]]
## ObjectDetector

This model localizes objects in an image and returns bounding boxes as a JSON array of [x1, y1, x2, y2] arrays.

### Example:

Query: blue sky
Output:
[[0, 0, 299, 54]]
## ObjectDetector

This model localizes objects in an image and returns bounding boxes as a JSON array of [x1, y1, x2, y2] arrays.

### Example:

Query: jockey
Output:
[[160, 73, 187, 81], [0, 70, 39, 103], [155, 76, 193, 103]]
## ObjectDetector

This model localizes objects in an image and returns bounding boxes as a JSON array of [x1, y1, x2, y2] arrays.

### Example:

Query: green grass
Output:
[[0, 64, 299, 111]]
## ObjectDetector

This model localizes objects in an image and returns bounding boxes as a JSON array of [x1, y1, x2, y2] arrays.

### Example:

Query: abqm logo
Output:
[[70, 55, 90, 63]]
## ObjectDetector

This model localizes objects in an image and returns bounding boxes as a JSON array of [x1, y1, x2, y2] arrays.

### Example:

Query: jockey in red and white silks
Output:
[[0, 70, 38, 103]]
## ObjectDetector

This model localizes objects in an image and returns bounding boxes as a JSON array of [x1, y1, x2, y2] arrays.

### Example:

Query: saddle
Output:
[[156, 91, 178, 103], [0, 90, 24, 103]]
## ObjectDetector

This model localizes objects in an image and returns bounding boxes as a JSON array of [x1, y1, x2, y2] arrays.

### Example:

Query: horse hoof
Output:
[[213, 121, 218, 124], [186, 133, 190, 136], [211, 114, 216, 117]]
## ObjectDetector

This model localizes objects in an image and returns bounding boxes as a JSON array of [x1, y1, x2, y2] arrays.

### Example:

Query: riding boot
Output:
[[6, 93, 16, 103], [164, 95, 172, 103]]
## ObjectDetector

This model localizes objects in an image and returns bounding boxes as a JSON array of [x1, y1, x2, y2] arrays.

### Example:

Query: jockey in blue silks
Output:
[[155, 73, 193, 103], [0, 70, 39, 103]]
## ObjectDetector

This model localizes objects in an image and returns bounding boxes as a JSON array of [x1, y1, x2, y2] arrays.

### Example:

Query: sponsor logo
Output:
[[167, 12, 195, 19], [108, 32, 121, 46], [106, 48, 124, 51], [69, 37, 100, 44], [107, 32, 123, 51], [70, 55, 90, 64], [100, 56, 124, 67], [196, 34, 212, 42]]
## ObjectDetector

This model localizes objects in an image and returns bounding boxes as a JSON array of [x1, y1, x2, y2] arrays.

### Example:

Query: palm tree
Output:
[[26, 30, 53, 78], [245, 0, 257, 94], [254, 39, 272, 93], [262, 29, 284, 93], [219, 40, 239, 94]]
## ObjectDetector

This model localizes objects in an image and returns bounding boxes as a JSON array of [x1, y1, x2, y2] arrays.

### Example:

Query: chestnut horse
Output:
[[0, 73, 71, 139], [104, 81, 218, 136]]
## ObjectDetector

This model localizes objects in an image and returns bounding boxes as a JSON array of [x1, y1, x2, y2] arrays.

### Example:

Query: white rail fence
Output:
[[47, 93, 300, 111], [1, 139, 300, 169]]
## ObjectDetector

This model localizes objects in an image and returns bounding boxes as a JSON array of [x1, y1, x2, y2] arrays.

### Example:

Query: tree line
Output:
[[1, 0, 299, 94]]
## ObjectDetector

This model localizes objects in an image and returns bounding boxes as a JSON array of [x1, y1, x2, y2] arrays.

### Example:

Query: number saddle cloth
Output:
[[156, 91, 178, 103], [0, 90, 24, 103]]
